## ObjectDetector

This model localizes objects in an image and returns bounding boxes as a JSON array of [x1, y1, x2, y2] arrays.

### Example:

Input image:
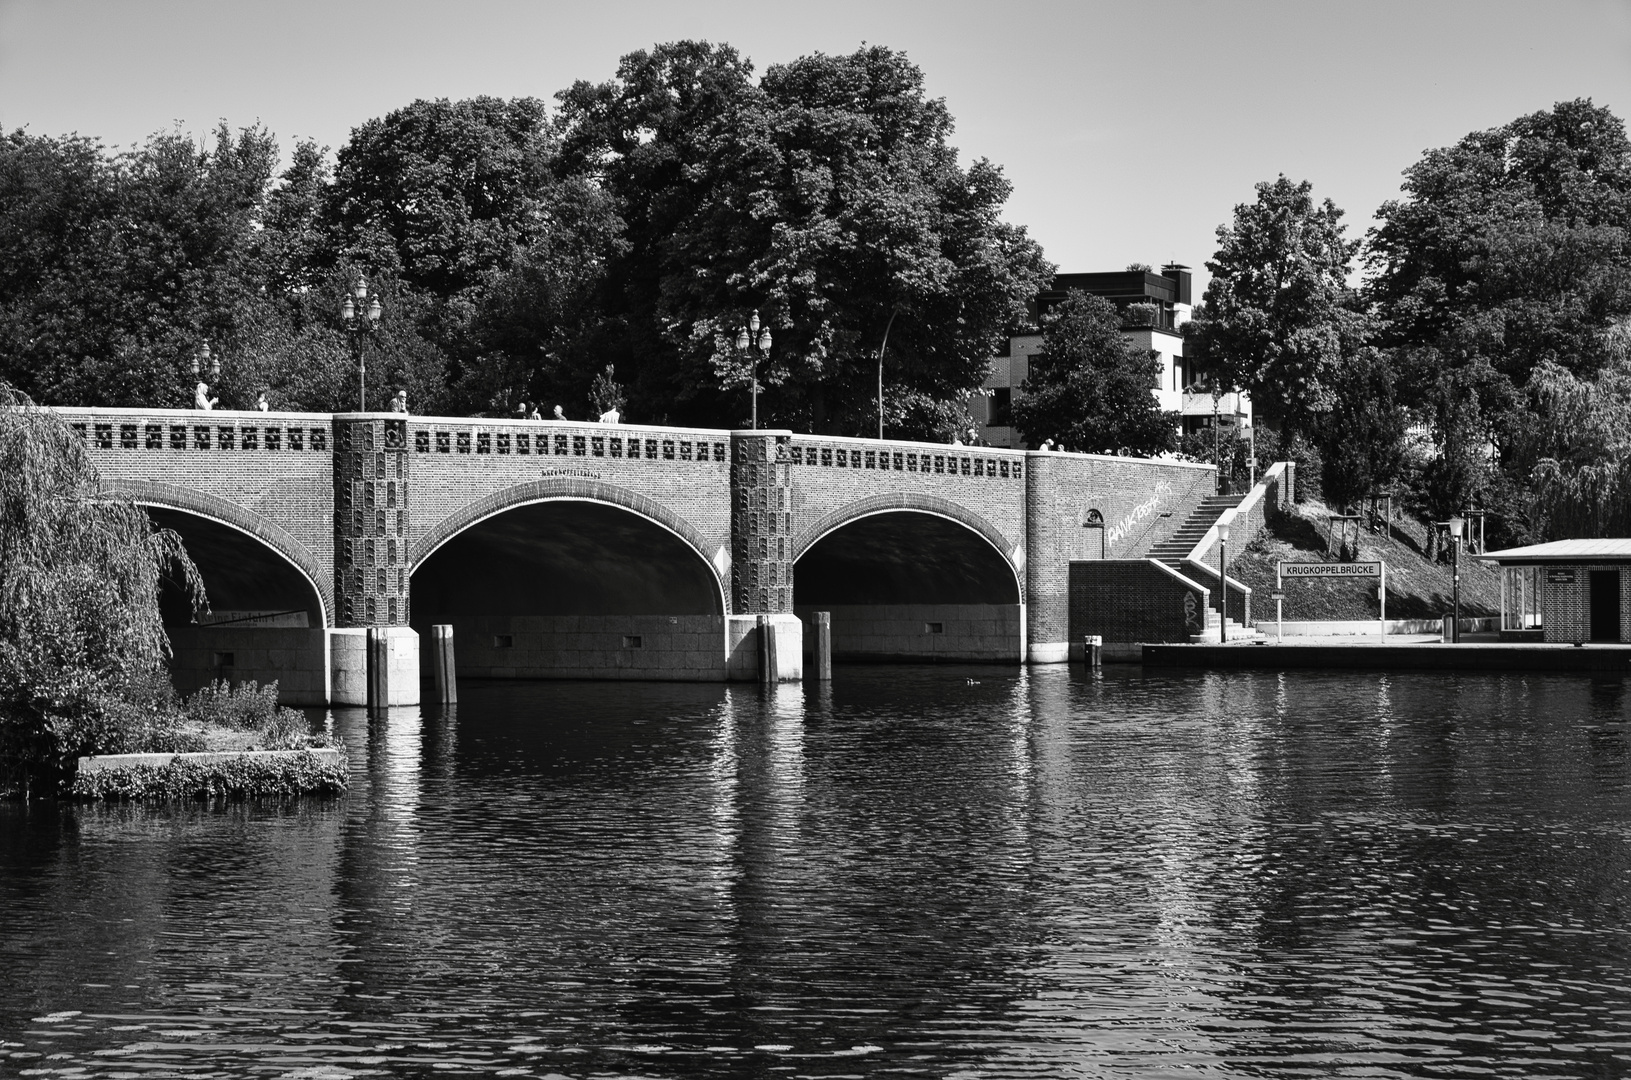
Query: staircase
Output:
[[1189, 608, 1264, 644], [1147, 494, 1242, 572], [1145, 494, 1264, 643]]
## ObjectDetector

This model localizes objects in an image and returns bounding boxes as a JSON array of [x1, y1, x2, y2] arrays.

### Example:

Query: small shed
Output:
[[1479, 540, 1631, 643]]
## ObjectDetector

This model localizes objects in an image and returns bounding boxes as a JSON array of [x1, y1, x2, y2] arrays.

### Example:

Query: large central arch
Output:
[[793, 500, 1025, 664], [410, 481, 730, 682]]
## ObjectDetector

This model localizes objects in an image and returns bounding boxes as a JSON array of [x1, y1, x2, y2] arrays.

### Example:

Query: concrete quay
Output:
[[1142, 639, 1631, 673]]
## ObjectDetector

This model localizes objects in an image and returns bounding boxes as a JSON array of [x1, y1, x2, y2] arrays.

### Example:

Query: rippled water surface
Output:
[[5, 665, 1631, 1078]]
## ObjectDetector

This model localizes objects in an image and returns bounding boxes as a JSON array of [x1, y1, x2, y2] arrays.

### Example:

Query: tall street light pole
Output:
[[1217, 513, 1232, 644], [876, 307, 898, 441], [734, 309, 772, 430], [341, 275, 383, 411], [1448, 511, 1465, 644]]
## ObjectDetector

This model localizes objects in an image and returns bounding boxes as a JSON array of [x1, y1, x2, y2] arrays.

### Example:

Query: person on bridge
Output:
[[255, 391, 269, 412], [389, 390, 408, 414], [552, 405, 565, 421], [194, 382, 218, 411]]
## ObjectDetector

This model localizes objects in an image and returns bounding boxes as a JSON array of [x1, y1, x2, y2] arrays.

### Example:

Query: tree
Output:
[[0, 384, 204, 796], [1367, 98, 1631, 389], [0, 124, 287, 408], [1009, 291, 1175, 455], [554, 42, 1052, 431], [1316, 347, 1409, 511], [1190, 176, 1367, 440]]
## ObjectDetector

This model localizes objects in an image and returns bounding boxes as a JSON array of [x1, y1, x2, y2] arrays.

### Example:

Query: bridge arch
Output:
[[409, 476, 725, 606], [110, 479, 333, 627], [793, 492, 1023, 595], [793, 494, 1024, 663], [408, 477, 730, 681]]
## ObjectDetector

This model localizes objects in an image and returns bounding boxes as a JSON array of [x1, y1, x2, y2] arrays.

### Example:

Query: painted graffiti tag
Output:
[[1105, 480, 1174, 552]]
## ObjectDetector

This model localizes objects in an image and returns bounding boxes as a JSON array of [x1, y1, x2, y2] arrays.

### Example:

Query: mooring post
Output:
[[366, 626, 387, 712], [813, 611, 832, 681], [758, 614, 778, 684], [1085, 633, 1102, 667], [433, 624, 457, 704]]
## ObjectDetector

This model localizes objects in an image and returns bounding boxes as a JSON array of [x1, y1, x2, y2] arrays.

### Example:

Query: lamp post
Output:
[[876, 306, 899, 440], [340, 275, 383, 412], [192, 343, 221, 382], [1448, 511, 1465, 643], [1217, 514, 1232, 643], [734, 309, 773, 430]]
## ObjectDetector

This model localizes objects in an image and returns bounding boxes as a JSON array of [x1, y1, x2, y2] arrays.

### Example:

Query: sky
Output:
[[3, 0, 1630, 297]]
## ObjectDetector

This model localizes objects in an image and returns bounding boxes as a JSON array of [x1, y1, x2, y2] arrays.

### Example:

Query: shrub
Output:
[[180, 680, 320, 750]]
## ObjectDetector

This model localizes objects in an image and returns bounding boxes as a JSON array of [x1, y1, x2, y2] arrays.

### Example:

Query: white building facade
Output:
[[972, 265, 1251, 449]]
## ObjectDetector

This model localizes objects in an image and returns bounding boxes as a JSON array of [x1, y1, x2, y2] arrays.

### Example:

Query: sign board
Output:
[[1545, 568, 1577, 585], [1279, 561, 1383, 580], [1270, 591, 1286, 601]]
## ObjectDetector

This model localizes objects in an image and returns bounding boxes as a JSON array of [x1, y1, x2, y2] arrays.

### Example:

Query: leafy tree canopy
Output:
[[1366, 98, 1631, 388], [1009, 291, 1175, 456], [554, 41, 1052, 431], [1190, 175, 1367, 437]]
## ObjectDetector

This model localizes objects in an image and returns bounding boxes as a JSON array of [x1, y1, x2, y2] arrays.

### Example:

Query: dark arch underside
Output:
[[795, 511, 1020, 606], [411, 500, 722, 618], [147, 508, 326, 627]]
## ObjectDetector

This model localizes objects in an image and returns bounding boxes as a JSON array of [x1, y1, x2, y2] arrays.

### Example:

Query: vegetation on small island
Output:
[[0, 387, 340, 799]]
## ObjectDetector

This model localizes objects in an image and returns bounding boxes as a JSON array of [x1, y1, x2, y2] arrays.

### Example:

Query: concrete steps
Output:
[[1189, 608, 1263, 644], [1147, 494, 1243, 570]]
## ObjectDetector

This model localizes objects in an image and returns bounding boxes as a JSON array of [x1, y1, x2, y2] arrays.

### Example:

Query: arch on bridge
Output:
[[793, 496, 1024, 663], [793, 493, 1022, 594], [410, 476, 725, 606], [111, 480, 333, 628], [409, 478, 729, 680]]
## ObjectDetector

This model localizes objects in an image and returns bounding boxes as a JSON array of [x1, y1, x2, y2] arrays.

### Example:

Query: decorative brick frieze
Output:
[[333, 416, 410, 628], [730, 431, 794, 615]]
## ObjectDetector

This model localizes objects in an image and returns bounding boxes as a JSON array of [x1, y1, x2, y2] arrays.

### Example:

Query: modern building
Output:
[[1479, 539, 1631, 644], [972, 264, 1252, 449]]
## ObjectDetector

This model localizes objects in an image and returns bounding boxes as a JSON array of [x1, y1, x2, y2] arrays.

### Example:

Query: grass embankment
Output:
[[67, 680, 346, 801], [1231, 499, 1501, 623]]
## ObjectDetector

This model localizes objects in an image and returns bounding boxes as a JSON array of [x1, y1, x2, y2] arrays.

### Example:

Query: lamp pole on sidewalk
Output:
[[1448, 512, 1465, 643], [1217, 515, 1231, 644]]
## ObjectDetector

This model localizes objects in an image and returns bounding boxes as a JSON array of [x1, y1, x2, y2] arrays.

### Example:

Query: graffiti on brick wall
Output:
[[1184, 591, 1200, 633], [1106, 480, 1175, 552]]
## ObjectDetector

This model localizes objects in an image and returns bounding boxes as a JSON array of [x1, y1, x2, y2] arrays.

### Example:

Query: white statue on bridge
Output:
[[194, 382, 217, 411]]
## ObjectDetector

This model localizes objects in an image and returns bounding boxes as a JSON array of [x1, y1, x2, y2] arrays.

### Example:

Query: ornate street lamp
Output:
[[1448, 511, 1466, 643], [1217, 513, 1232, 644], [734, 309, 773, 430], [192, 343, 221, 382], [340, 275, 383, 411]]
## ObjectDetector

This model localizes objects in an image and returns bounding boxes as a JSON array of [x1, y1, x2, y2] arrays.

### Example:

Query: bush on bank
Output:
[[69, 748, 348, 801]]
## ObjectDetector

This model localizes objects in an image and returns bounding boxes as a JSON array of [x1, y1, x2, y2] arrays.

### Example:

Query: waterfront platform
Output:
[[1142, 640, 1631, 673]]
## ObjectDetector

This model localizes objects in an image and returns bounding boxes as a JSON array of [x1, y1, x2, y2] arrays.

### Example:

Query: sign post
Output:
[[1277, 561, 1387, 641]]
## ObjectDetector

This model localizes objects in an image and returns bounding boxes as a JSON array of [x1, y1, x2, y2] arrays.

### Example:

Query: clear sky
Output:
[[3, 0, 1629, 295]]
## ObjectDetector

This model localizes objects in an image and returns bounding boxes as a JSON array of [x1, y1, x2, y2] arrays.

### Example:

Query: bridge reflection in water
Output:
[[3, 667, 1629, 1075]]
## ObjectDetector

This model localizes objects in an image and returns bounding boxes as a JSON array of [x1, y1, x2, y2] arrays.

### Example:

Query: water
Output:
[[3, 665, 1631, 1078]]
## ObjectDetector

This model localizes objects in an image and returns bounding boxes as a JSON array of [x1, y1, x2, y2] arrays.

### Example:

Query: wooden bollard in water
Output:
[[757, 614, 778, 683], [813, 611, 832, 681], [433, 624, 457, 703], [366, 627, 387, 711]]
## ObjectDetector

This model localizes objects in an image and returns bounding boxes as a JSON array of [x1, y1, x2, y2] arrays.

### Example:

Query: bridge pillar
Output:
[[727, 431, 801, 680], [332, 415, 419, 704], [1024, 451, 1069, 663]]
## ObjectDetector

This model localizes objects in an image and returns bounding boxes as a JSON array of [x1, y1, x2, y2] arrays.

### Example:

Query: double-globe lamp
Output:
[[735, 310, 772, 430], [340, 276, 383, 412]]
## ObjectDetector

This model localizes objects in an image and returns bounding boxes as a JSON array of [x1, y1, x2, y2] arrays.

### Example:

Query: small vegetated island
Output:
[[0, 385, 344, 801]]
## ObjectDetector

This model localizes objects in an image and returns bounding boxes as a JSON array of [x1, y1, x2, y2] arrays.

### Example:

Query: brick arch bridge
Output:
[[53, 408, 1218, 704]]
